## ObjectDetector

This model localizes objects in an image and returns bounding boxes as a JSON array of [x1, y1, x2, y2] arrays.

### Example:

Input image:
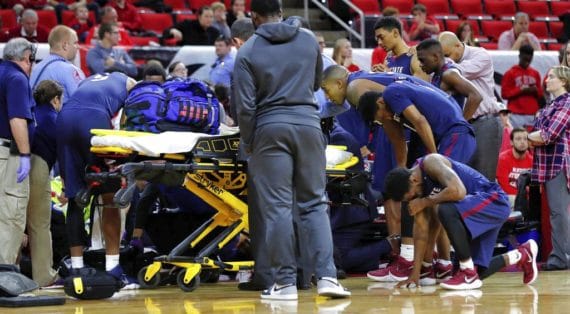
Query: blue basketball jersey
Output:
[[382, 80, 472, 140], [385, 51, 414, 75], [62, 72, 129, 119], [431, 60, 466, 109]]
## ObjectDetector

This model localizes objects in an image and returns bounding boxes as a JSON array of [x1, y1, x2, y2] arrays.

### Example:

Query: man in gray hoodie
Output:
[[233, 0, 350, 301]]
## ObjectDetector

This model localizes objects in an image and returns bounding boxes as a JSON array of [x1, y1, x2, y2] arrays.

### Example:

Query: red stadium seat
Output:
[[529, 21, 549, 39], [61, 10, 96, 26], [352, 0, 381, 14], [382, 0, 414, 15], [450, 0, 484, 17], [164, 0, 188, 10], [417, 0, 450, 16], [175, 13, 197, 23], [547, 43, 563, 52], [189, 0, 216, 11], [484, 0, 516, 20], [549, 21, 564, 40], [516, 1, 550, 20], [36, 10, 58, 32], [445, 19, 480, 35], [139, 13, 174, 36], [130, 36, 158, 46], [0, 9, 17, 31], [479, 42, 498, 50], [551, 2, 570, 16], [480, 20, 512, 41]]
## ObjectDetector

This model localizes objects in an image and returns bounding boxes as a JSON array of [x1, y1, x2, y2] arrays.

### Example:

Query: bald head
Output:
[[323, 64, 349, 83], [438, 31, 463, 63], [48, 25, 79, 61]]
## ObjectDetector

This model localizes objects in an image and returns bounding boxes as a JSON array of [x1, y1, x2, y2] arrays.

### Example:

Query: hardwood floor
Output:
[[3, 270, 569, 313]]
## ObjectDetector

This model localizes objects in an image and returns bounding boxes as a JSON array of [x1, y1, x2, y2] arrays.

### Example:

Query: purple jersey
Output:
[[431, 60, 466, 109]]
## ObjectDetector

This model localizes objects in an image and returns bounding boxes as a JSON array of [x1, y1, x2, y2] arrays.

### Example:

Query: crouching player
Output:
[[384, 153, 538, 290]]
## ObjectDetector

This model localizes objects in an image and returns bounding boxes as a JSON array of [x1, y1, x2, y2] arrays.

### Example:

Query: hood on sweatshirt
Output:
[[254, 17, 301, 44]]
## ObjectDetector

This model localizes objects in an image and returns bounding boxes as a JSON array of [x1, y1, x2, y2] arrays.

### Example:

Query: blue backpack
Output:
[[124, 78, 221, 134]]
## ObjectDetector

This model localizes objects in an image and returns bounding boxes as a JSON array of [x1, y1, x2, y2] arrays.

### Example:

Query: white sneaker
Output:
[[260, 283, 298, 300], [317, 277, 351, 298]]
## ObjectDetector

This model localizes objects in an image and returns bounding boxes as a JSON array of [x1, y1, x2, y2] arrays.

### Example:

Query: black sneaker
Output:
[[238, 281, 267, 291]]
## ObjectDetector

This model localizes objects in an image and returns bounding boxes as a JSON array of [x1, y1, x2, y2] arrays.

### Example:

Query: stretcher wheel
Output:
[[177, 270, 200, 292], [137, 266, 161, 289], [200, 269, 221, 283]]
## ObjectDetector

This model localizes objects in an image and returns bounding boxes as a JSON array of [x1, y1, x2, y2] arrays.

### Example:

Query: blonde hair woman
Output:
[[332, 38, 360, 72]]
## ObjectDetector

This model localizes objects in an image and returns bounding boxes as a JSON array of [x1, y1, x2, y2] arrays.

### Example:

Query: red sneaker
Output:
[[439, 267, 482, 290], [367, 256, 413, 282], [517, 239, 538, 285], [419, 265, 436, 286], [434, 261, 454, 282]]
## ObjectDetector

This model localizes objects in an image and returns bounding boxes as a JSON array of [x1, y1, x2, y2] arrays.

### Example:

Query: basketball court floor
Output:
[[3, 270, 568, 313]]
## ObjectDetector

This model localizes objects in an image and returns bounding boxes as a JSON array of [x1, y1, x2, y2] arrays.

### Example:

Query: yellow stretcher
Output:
[[89, 129, 359, 292]]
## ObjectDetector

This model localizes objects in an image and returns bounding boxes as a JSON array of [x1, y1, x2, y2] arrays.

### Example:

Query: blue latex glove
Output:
[[16, 155, 31, 183]]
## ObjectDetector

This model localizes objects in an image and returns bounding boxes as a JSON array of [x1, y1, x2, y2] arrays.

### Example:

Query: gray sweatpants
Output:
[[249, 123, 337, 285], [470, 115, 502, 181], [545, 171, 570, 268]]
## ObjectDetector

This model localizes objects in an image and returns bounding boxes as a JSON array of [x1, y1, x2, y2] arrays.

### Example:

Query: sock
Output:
[[105, 254, 120, 271], [422, 261, 432, 268], [437, 259, 452, 266], [71, 256, 84, 269], [400, 244, 414, 262], [459, 259, 475, 270], [507, 250, 523, 265]]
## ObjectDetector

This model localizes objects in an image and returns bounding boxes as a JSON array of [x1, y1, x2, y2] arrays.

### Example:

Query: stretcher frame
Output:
[[89, 129, 359, 292]]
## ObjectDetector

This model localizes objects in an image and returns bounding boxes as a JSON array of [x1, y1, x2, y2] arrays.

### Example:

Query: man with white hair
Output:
[[498, 12, 541, 51], [0, 38, 36, 264], [30, 25, 85, 101], [2, 9, 49, 43], [438, 31, 503, 182]]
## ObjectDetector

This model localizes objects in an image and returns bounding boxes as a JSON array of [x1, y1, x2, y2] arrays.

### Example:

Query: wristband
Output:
[[19, 153, 31, 157]]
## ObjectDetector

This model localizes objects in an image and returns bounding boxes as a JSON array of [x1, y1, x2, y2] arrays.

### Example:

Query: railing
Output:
[[304, 0, 365, 48]]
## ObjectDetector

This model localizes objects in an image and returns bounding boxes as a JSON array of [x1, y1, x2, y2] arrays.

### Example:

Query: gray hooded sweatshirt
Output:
[[233, 18, 323, 149]]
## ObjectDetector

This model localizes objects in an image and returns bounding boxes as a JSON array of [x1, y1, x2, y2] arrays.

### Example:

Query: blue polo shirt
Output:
[[209, 53, 234, 87], [0, 60, 34, 140], [32, 104, 58, 169], [30, 54, 85, 102]]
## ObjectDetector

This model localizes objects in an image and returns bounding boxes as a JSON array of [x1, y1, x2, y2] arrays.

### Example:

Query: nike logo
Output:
[[464, 275, 478, 283], [437, 270, 452, 278], [273, 284, 295, 292]]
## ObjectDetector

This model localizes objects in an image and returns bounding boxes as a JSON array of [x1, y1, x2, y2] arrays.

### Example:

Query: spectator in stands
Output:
[[86, 22, 137, 77], [110, 0, 141, 32], [211, 1, 231, 39], [455, 21, 479, 47], [561, 42, 570, 67], [2, 9, 49, 43], [226, 0, 250, 27], [85, 6, 134, 46], [47, 0, 99, 24], [501, 45, 543, 129], [0, 38, 35, 265], [30, 25, 85, 101], [314, 32, 326, 54], [28, 79, 63, 286], [66, 4, 95, 43], [498, 12, 541, 51], [6, 0, 47, 11], [163, 6, 220, 46], [496, 127, 533, 207], [167, 61, 187, 80], [408, 4, 439, 42], [209, 35, 234, 88], [528, 65, 570, 271], [438, 31, 503, 182], [332, 38, 359, 72]]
